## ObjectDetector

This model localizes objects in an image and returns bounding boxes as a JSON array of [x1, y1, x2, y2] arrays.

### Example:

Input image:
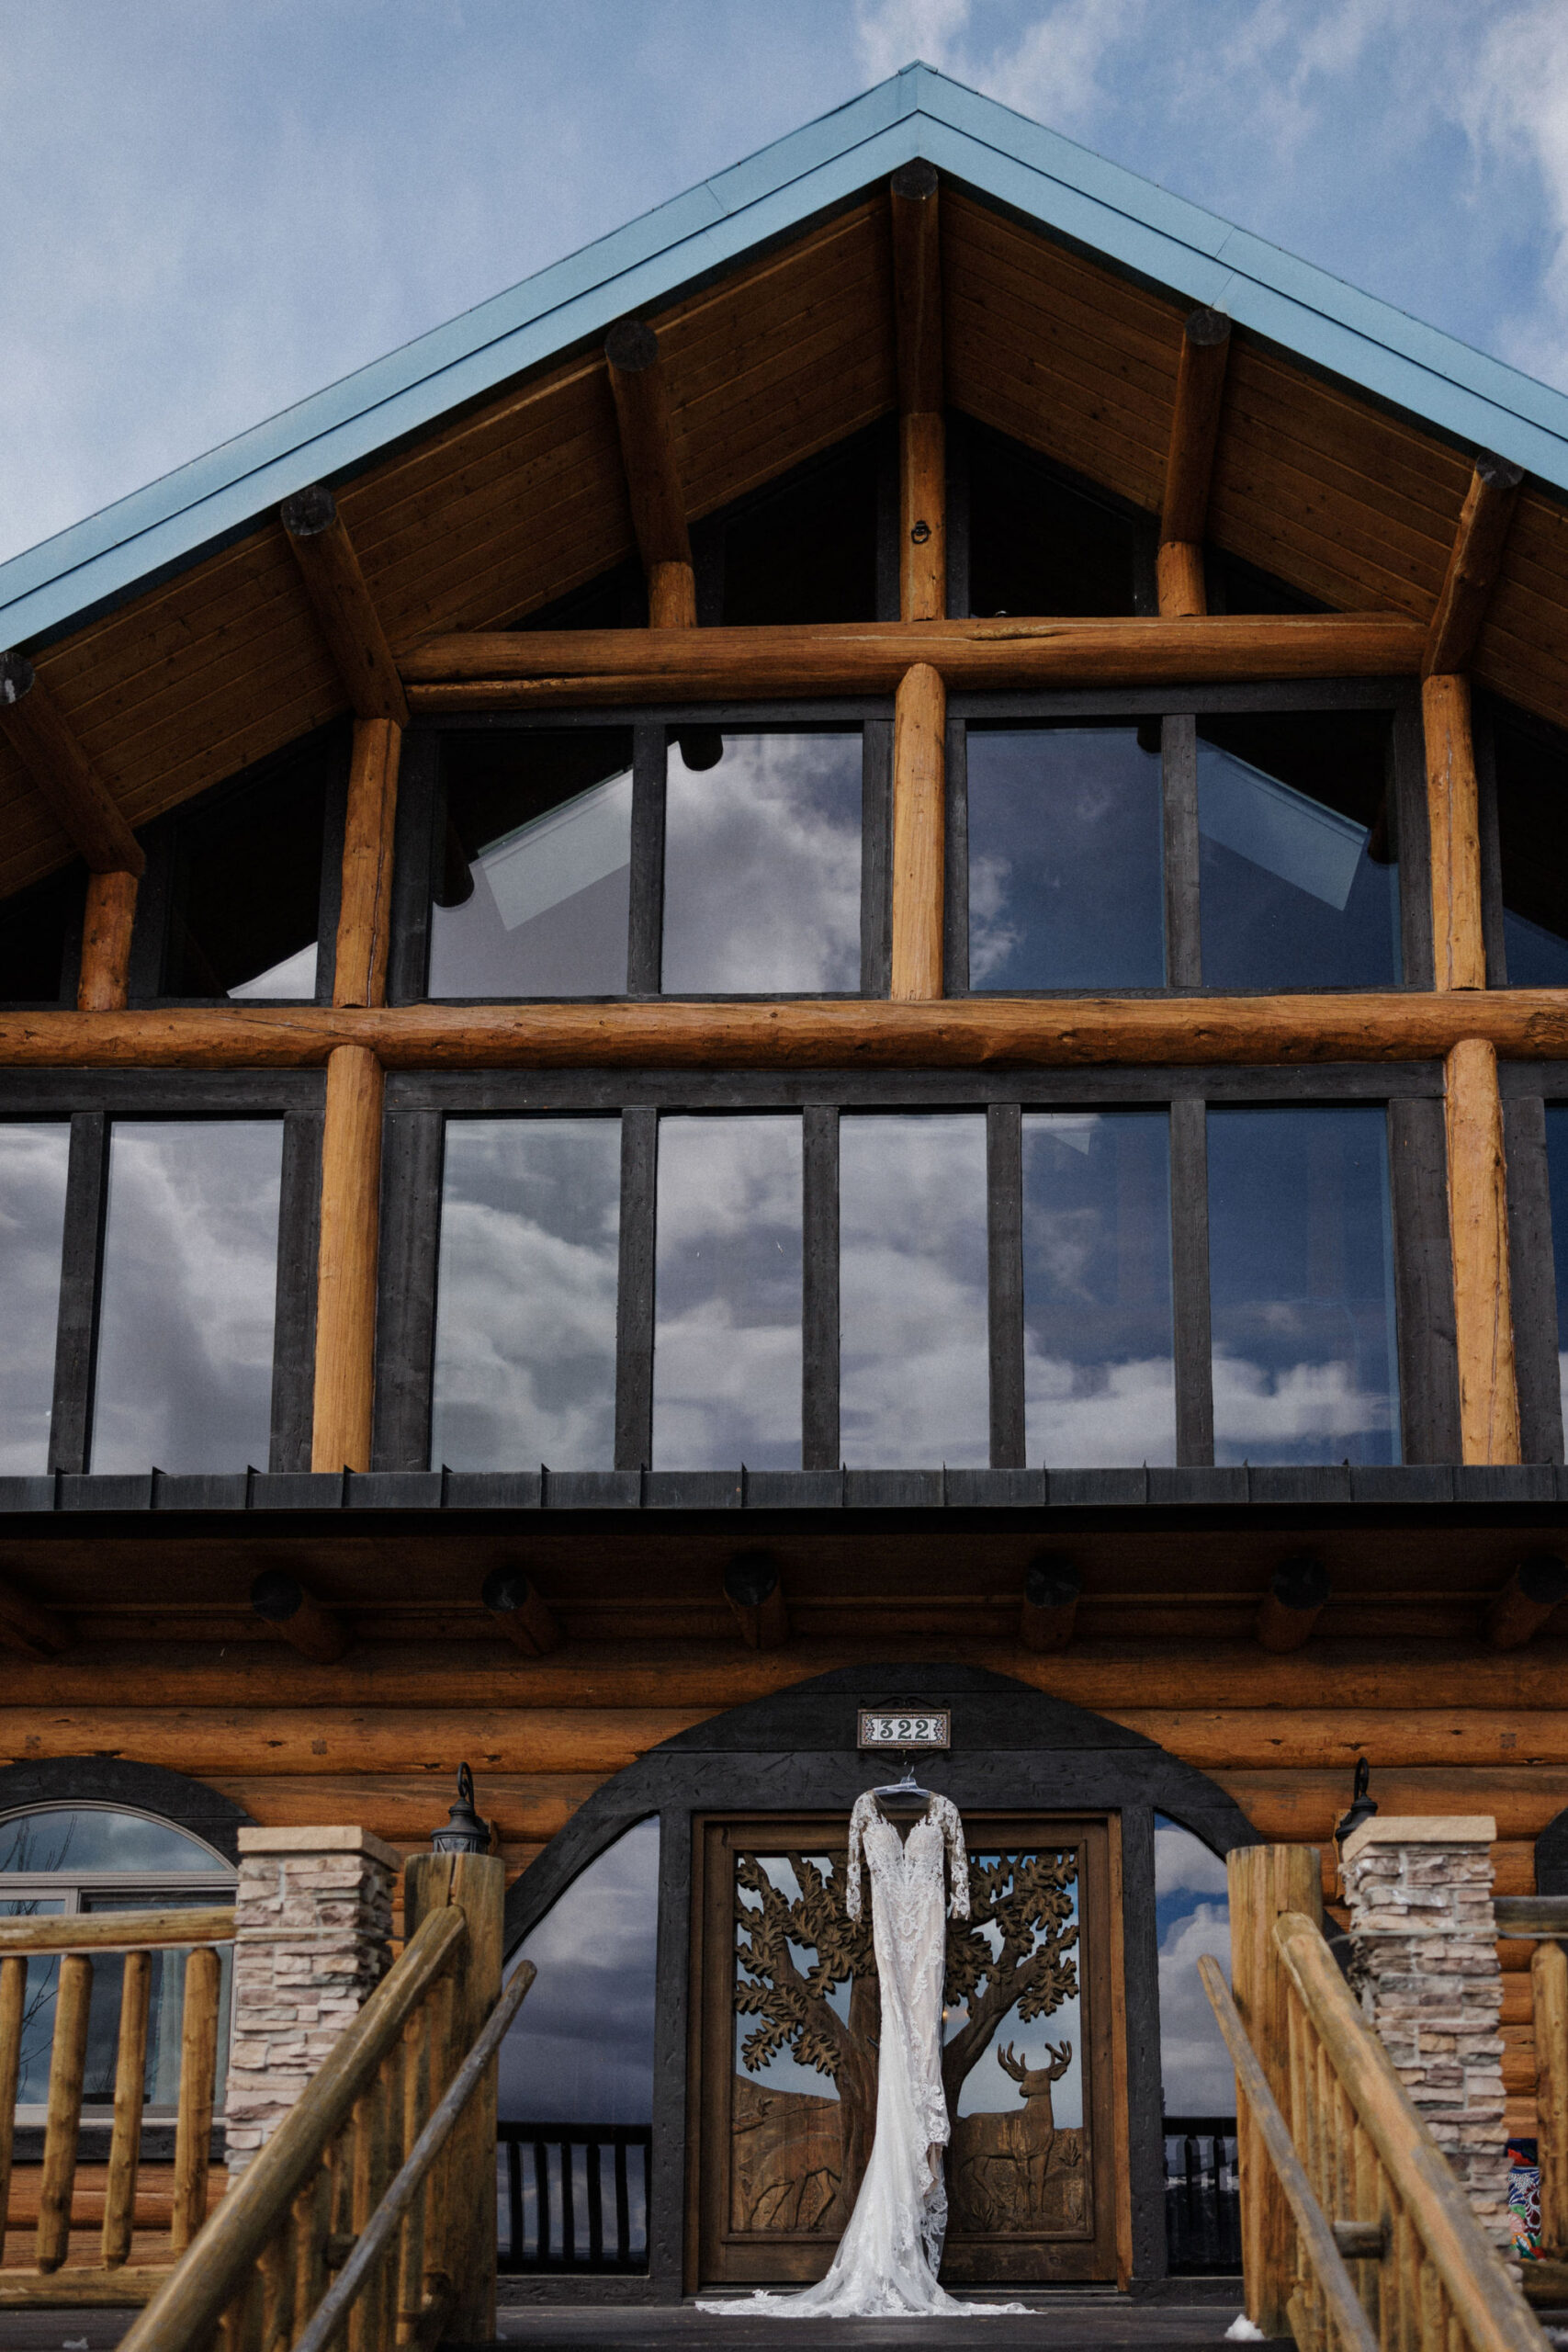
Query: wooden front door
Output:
[[691, 1811, 1119, 2289]]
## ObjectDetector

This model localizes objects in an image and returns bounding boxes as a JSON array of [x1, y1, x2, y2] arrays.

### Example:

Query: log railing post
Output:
[[1226, 1843, 1324, 2336], [889, 662, 945, 1000], [333, 718, 402, 1009], [890, 163, 945, 622], [1445, 1036, 1522, 1464], [1534, 1942, 1568, 2259], [403, 1851, 504, 2345], [1425, 673, 1486, 991], [312, 1043, 385, 1472]]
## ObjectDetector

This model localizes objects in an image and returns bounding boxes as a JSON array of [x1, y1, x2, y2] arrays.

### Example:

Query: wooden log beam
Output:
[[724, 1551, 788, 1651], [1487, 1554, 1568, 1651], [604, 320, 694, 630], [890, 162, 945, 622], [400, 612, 1422, 706], [1020, 1559, 1080, 1654], [248, 1568, 350, 1664], [1256, 1556, 1330, 1653], [279, 485, 409, 726], [1158, 308, 1231, 619], [311, 1044, 384, 1473], [1445, 1035, 1522, 1464], [1425, 673, 1485, 991], [890, 662, 945, 999], [0, 1567, 73, 1658], [77, 869, 139, 1012], [1424, 453, 1525, 679], [1535, 1941, 1568, 2260], [0, 654, 144, 876], [333, 718, 402, 1009], [21, 987, 1568, 1071], [479, 1566, 562, 1657]]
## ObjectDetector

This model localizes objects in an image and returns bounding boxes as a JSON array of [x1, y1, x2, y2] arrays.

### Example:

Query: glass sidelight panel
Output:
[[652, 1116, 803, 1470], [1022, 1111, 1176, 1467], [91, 1121, 283, 1473], [430, 729, 634, 998], [1197, 711, 1400, 989], [662, 731, 862, 994], [839, 1114, 988, 1467], [431, 1117, 620, 1470], [967, 726, 1165, 990], [0, 1122, 70, 1473], [1207, 1104, 1400, 1466]]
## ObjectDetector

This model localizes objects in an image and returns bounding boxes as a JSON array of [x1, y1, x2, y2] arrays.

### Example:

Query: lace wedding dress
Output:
[[699, 1790, 1024, 2320]]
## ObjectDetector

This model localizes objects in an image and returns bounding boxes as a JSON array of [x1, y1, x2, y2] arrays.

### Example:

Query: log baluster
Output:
[[0, 1953, 23, 2261], [1535, 1942, 1568, 2261], [103, 1947, 152, 2267], [172, 1943, 222, 2251], [37, 1951, 93, 2273]]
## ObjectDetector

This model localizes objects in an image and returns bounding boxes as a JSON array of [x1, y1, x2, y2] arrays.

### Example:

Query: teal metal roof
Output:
[[6, 61, 1568, 653]]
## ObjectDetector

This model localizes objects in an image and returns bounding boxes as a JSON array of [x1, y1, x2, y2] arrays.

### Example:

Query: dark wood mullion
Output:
[[943, 716, 969, 994], [372, 1108, 446, 1472], [860, 720, 893, 998], [987, 1102, 1025, 1467], [1392, 697, 1434, 989], [614, 1105, 658, 1470], [387, 724, 441, 1004], [1473, 697, 1508, 987], [48, 1111, 109, 1474], [1387, 1096, 1461, 1464], [801, 1104, 840, 1470], [626, 725, 666, 996], [1161, 714, 1201, 989], [269, 1108, 323, 1473], [1504, 1091, 1562, 1464], [1168, 1094, 1213, 1465]]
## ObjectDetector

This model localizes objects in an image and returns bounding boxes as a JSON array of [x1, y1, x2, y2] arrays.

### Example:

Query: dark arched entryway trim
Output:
[[0, 1756, 255, 1865], [501, 1662, 1259, 2305]]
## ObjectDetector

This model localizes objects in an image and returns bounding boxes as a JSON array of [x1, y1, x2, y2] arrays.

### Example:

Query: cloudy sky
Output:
[[2, 0, 1566, 573]]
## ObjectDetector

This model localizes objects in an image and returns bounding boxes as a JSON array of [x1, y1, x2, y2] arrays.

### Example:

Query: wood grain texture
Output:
[[311, 1045, 385, 1473], [1160, 309, 1231, 548], [333, 718, 401, 1010], [402, 1853, 502, 2342], [1446, 1036, 1523, 1465], [1425, 673, 1486, 992], [76, 869, 139, 1013], [1425, 455, 1526, 678], [1536, 1943, 1568, 2257], [280, 491, 409, 727], [890, 661, 945, 999], [891, 164, 945, 623], [605, 321, 693, 579], [1226, 1844, 1324, 2335], [899, 411, 946, 622], [1156, 539, 1207, 618], [0, 657, 144, 877]]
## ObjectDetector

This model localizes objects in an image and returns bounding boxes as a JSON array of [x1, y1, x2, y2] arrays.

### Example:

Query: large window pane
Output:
[[1542, 1106, 1568, 1449], [966, 424, 1138, 616], [1198, 712, 1400, 989], [968, 727, 1164, 989], [164, 743, 330, 1000], [0, 1123, 70, 1473], [662, 732, 861, 993], [840, 1114, 987, 1467], [653, 1117, 802, 1470], [0, 866, 77, 1003], [1022, 1112, 1175, 1466], [1494, 710, 1568, 986], [1207, 1106, 1400, 1466], [91, 1121, 283, 1473], [430, 729, 633, 998], [431, 1118, 619, 1469]]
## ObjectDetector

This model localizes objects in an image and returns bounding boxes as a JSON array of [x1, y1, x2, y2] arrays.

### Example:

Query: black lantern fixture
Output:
[[431, 1762, 490, 1855], [1334, 1756, 1377, 1849]]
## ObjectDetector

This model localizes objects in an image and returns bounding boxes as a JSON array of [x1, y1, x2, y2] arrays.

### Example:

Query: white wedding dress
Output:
[[700, 1790, 1024, 2319]]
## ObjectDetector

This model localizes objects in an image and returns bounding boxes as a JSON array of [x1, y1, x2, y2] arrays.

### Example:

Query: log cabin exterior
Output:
[[5, 62, 1568, 2305]]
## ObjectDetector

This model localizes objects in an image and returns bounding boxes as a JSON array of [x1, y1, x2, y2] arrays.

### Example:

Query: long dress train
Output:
[[699, 1791, 1024, 2319]]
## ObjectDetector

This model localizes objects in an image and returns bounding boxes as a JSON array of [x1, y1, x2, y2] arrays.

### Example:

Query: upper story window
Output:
[[0, 864, 82, 1007], [694, 428, 886, 627], [963, 423, 1143, 618], [1484, 702, 1568, 987]]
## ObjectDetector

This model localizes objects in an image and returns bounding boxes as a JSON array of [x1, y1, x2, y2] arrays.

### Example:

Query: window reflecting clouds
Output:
[[431, 1118, 620, 1469], [662, 732, 861, 993], [1207, 1106, 1399, 1466], [840, 1114, 988, 1467], [1022, 1112, 1175, 1466], [91, 1122, 283, 1473], [968, 727, 1165, 989], [0, 1123, 69, 1473], [499, 1818, 659, 2126], [653, 1116, 802, 1469], [430, 730, 633, 998], [1155, 1816, 1233, 2116]]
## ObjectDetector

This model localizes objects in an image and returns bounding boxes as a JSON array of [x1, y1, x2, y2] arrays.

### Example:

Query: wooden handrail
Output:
[[115, 1904, 467, 2352], [1272, 1910, 1541, 2352], [1199, 1955, 1379, 2352], [0, 1906, 235, 1954]]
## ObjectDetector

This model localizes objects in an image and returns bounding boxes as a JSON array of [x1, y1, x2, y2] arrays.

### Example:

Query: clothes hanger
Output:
[[871, 1754, 936, 1807]]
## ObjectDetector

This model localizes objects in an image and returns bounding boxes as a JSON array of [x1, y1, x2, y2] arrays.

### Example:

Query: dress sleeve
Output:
[[845, 1793, 870, 1922], [942, 1797, 971, 1920]]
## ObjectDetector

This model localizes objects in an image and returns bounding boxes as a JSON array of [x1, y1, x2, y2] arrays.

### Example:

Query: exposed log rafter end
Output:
[[279, 483, 409, 726], [0, 650, 145, 876], [1486, 1553, 1568, 1650], [480, 1566, 563, 1657], [249, 1568, 350, 1664], [1020, 1558, 1081, 1655], [1422, 450, 1526, 679], [1256, 1555, 1330, 1652], [725, 1550, 789, 1651]]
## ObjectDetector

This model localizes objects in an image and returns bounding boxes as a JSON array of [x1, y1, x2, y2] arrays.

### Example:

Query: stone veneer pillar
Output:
[[224, 1826, 400, 2175], [1339, 1814, 1509, 2245]]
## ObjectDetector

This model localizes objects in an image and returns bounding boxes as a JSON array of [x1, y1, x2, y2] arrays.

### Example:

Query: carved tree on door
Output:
[[941, 1847, 1079, 2109]]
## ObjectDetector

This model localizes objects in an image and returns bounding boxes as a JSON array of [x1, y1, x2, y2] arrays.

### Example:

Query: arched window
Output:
[[0, 1804, 233, 2118]]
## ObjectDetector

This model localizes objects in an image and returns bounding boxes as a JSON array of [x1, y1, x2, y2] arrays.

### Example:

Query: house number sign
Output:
[[857, 1708, 951, 1752]]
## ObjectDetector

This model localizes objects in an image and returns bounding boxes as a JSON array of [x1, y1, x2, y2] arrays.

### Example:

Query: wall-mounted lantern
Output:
[[430, 1761, 490, 1855]]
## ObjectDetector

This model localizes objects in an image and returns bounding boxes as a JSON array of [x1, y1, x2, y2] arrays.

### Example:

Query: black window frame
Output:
[[1500, 1066, 1568, 1464], [0, 1072, 325, 1476], [945, 679, 1430, 997], [371, 1065, 1457, 1476]]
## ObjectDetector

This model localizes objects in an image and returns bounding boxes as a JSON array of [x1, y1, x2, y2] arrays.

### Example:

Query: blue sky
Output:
[[2, 0, 1566, 569]]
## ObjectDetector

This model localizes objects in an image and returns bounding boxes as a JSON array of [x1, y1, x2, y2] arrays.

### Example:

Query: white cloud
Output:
[[1212, 1351, 1395, 1455], [1158, 1903, 1235, 2115]]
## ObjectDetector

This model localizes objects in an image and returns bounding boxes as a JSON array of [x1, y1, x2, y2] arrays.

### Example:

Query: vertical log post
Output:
[[1445, 1036, 1521, 1464], [1226, 1843, 1324, 2337], [280, 489, 408, 726], [889, 662, 946, 999], [605, 321, 695, 629], [172, 1944, 221, 2251], [77, 868, 140, 1011], [890, 162, 945, 622], [1425, 673, 1486, 991], [37, 1951, 93, 2272], [1535, 1941, 1568, 2260], [403, 1851, 504, 2346], [1157, 310, 1231, 618], [333, 718, 403, 1008], [102, 1948, 152, 2267], [312, 1044, 385, 1472]]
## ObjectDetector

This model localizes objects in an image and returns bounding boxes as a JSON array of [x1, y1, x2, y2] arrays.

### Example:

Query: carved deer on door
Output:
[[996, 2039, 1073, 2178]]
